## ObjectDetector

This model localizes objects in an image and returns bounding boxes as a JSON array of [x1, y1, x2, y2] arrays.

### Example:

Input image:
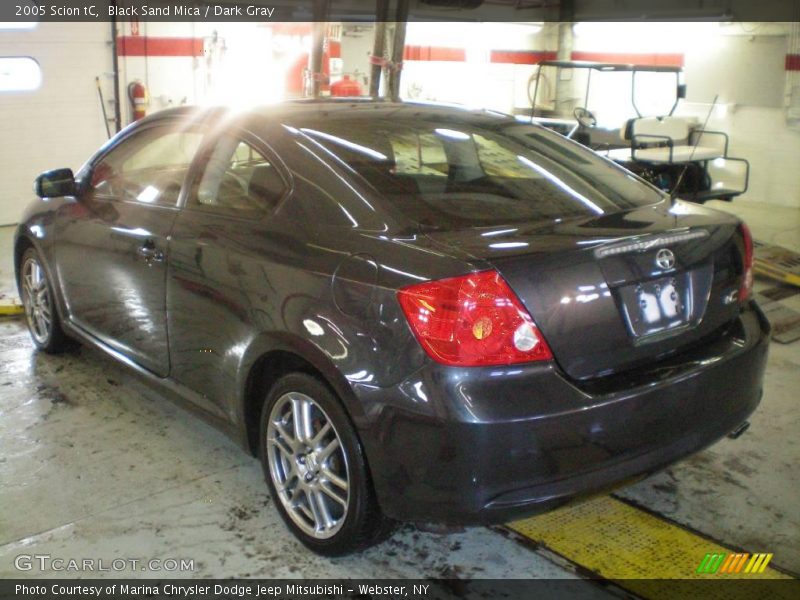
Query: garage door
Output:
[[0, 22, 112, 225]]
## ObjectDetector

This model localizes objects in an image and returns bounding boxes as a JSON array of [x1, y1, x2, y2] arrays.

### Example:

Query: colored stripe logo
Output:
[[697, 552, 773, 574]]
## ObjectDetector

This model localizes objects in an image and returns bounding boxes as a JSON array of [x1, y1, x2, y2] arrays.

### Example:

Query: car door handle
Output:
[[137, 244, 164, 263]]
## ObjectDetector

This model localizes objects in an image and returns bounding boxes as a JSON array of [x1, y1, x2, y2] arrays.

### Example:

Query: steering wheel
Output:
[[573, 107, 598, 129]]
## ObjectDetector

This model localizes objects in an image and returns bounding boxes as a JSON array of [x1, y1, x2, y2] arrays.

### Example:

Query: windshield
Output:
[[293, 114, 664, 231]]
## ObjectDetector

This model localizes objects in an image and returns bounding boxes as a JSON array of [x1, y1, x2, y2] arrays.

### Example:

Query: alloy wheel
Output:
[[21, 257, 53, 345], [266, 392, 350, 539]]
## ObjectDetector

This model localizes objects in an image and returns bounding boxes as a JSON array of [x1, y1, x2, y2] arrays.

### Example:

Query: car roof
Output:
[[140, 99, 519, 128]]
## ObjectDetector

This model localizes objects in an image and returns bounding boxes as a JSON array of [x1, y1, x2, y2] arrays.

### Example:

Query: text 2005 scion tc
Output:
[[15, 101, 768, 555]]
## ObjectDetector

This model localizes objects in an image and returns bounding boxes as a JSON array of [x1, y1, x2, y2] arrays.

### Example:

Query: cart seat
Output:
[[616, 115, 726, 164]]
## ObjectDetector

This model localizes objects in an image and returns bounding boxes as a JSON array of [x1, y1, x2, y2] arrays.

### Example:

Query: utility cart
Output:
[[528, 60, 750, 203]]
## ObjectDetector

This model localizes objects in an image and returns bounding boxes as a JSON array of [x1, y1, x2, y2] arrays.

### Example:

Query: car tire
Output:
[[258, 372, 393, 555], [19, 247, 72, 353]]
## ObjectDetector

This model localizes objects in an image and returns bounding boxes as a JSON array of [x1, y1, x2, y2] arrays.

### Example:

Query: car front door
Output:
[[167, 128, 294, 415], [55, 122, 205, 376]]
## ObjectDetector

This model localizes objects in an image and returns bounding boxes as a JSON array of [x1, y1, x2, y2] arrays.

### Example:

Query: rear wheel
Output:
[[19, 247, 71, 353], [258, 373, 392, 555]]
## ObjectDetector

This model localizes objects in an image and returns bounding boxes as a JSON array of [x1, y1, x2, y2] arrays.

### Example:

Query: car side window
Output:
[[192, 135, 286, 215], [89, 126, 204, 207]]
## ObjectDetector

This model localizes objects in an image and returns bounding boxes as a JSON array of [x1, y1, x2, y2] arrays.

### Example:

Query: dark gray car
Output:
[[15, 101, 768, 555]]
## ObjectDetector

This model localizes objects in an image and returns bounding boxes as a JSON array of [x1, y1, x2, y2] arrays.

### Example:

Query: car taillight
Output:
[[739, 222, 754, 302], [397, 270, 553, 367]]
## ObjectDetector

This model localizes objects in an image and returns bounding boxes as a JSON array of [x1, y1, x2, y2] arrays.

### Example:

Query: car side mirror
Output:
[[677, 84, 687, 99], [35, 168, 76, 198]]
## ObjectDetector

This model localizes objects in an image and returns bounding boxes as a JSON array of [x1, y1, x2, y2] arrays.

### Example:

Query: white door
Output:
[[0, 22, 112, 225]]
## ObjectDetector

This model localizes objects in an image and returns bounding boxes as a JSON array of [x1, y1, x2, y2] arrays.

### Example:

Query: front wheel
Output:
[[19, 247, 72, 353], [258, 373, 392, 555]]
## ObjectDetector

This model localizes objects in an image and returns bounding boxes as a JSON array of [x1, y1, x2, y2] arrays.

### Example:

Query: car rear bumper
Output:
[[355, 303, 770, 524]]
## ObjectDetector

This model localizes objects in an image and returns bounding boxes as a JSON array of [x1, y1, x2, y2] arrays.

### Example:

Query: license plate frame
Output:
[[617, 273, 694, 339]]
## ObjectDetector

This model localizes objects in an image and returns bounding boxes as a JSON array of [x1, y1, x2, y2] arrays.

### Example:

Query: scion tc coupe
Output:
[[16, 101, 768, 555]]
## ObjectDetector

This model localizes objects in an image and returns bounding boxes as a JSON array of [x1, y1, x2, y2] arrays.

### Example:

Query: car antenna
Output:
[[669, 94, 718, 204]]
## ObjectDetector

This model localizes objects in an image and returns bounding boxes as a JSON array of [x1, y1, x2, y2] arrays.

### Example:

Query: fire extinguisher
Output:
[[127, 80, 149, 122]]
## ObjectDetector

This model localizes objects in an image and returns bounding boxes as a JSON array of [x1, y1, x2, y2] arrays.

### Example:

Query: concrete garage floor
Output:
[[0, 201, 798, 585]]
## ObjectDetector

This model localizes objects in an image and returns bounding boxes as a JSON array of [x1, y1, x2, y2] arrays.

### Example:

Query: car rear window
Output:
[[294, 115, 665, 230]]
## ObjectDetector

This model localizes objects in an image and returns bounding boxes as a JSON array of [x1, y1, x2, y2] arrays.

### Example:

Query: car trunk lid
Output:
[[423, 201, 746, 381]]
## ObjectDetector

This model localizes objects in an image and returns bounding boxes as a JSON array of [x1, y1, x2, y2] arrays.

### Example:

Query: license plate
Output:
[[618, 275, 692, 338]]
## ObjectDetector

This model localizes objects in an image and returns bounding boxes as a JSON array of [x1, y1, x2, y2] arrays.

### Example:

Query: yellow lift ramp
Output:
[[753, 242, 800, 288], [0, 297, 23, 317], [505, 496, 796, 600]]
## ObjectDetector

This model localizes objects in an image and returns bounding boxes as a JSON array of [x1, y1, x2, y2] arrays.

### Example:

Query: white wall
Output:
[[116, 21, 199, 120], [117, 21, 309, 121], [339, 24, 373, 90], [0, 23, 112, 225], [398, 22, 553, 114]]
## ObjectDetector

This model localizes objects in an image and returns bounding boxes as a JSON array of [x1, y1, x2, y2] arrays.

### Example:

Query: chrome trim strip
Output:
[[593, 229, 710, 259]]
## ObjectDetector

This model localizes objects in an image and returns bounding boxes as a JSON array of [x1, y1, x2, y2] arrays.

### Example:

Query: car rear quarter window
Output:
[[190, 134, 287, 217], [295, 115, 665, 231], [268, 128, 390, 232]]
